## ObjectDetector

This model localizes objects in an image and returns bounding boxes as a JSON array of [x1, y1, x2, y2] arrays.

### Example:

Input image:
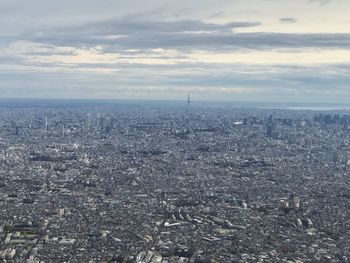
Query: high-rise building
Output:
[[45, 116, 48, 132], [86, 113, 92, 131], [267, 125, 273, 138]]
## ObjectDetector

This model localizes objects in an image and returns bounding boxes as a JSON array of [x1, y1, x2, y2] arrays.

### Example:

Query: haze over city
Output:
[[0, 0, 349, 102], [2, 1, 350, 263]]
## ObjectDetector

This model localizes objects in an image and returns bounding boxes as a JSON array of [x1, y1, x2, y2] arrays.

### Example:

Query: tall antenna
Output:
[[187, 91, 190, 115]]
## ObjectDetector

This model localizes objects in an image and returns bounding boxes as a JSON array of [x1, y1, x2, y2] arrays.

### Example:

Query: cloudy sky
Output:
[[0, 0, 349, 102]]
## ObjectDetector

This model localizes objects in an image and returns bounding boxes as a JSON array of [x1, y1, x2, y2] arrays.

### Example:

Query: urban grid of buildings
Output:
[[0, 100, 349, 262]]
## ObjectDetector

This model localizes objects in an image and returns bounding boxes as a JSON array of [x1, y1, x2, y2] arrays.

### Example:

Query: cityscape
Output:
[[1, 0, 350, 262], [0, 100, 349, 262]]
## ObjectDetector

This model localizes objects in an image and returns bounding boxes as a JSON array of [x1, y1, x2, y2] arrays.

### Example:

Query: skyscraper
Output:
[[86, 113, 92, 131], [267, 125, 273, 138], [45, 116, 48, 132]]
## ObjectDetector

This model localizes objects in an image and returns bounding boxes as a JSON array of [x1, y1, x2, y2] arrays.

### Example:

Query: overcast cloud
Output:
[[0, 0, 349, 102]]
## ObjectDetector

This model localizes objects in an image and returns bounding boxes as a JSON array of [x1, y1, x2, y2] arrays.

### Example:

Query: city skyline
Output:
[[0, 0, 349, 102]]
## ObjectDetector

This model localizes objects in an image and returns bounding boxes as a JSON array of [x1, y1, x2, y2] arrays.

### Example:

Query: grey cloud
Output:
[[33, 32, 350, 52], [279, 17, 297, 24], [308, 0, 338, 5], [0, 0, 233, 35], [21, 18, 260, 50], [20, 18, 349, 52], [1, 63, 350, 102], [0, 55, 25, 65], [0, 1, 349, 101], [72, 18, 261, 35], [24, 49, 77, 56]]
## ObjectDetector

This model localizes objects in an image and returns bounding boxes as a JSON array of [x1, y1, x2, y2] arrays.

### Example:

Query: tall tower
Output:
[[187, 91, 190, 115]]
